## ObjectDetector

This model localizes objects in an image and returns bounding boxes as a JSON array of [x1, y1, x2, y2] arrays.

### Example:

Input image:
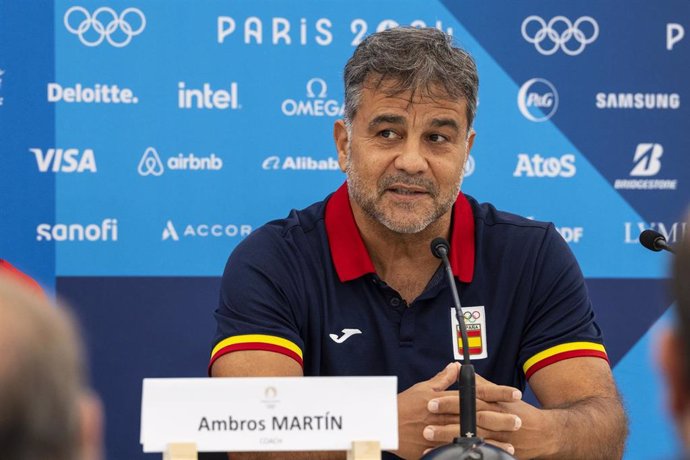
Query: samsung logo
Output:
[[595, 92, 680, 109]]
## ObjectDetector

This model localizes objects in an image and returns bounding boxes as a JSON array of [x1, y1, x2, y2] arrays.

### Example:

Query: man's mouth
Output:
[[386, 185, 429, 196]]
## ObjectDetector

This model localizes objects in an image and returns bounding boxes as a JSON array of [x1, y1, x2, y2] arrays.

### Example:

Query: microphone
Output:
[[422, 238, 515, 460], [640, 229, 676, 254]]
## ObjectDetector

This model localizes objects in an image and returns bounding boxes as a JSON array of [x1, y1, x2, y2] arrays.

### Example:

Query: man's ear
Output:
[[659, 328, 690, 418], [461, 129, 476, 172], [78, 391, 104, 460], [334, 119, 349, 173]]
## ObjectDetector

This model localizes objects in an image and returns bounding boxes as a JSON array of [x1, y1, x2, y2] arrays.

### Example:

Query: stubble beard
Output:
[[345, 145, 462, 234]]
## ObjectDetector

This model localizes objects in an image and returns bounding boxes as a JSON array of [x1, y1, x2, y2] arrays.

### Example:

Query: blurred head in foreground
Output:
[[660, 212, 690, 450], [0, 275, 102, 460]]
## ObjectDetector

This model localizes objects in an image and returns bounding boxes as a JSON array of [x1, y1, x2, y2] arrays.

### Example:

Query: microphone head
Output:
[[431, 237, 450, 259], [640, 229, 665, 252]]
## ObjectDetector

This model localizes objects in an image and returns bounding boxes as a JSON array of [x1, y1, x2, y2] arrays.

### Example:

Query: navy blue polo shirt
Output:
[[211, 182, 607, 392]]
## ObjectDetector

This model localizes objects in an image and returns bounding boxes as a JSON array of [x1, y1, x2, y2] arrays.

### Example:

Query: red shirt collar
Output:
[[324, 182, 475, 283]]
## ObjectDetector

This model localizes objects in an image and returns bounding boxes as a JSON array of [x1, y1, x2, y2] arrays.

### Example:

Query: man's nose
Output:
[[393, 139, 429, 175]]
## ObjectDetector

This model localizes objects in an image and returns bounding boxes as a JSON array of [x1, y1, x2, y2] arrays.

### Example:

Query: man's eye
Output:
[[428, 133, 448, 143], [379, 129, 400, 139]]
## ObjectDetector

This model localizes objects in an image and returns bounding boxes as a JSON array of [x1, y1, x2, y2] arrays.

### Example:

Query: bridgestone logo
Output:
[[614, 179, 677, 190]]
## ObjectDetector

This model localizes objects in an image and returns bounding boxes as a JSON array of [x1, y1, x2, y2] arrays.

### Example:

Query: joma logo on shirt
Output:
[[329, 328, 362, 343]]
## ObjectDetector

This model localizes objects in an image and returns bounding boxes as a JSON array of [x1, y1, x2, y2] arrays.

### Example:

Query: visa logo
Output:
[[29, 148, 97, 173]]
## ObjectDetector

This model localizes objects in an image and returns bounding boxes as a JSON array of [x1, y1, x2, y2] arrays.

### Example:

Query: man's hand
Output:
[[423, 366, 523, 456], [393, 363, 461, 459], [425, 359, 627, 460]]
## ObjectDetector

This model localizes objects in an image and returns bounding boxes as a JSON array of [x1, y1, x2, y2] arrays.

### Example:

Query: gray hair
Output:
[[343, 27, 479, 133], [0, 277, 86, 460]]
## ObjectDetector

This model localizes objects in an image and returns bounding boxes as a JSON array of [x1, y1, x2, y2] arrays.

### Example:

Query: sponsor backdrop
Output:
[[0, 0, 688, 458]]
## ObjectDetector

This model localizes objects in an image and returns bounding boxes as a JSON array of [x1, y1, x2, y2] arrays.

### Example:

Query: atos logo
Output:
[[29, 148, 97, 173], [137, 147, 223, 176], [513, 154, 576, 178], [281, 78, 344, 117], [161, 220, 252, 241], [614, 143, 677, 190], [624, 221, 687, 244], [517, 78, 559, 122], [36, 219, 118, 242], [178, 82, 240, 110]]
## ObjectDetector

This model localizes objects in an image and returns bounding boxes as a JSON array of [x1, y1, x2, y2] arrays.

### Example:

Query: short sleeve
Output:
[[519, 224, 608, 379], [209, 226, 306, 373]]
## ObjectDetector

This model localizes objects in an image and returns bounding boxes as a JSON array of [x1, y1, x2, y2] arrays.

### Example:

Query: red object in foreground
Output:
[[0, 259, 44, 294]]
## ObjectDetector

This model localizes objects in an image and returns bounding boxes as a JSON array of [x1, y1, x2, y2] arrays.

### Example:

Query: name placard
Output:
[[140, 377, 398, 453]]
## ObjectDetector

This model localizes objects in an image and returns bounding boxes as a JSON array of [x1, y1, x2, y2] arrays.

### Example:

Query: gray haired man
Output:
[[212, 27, 627, 459]]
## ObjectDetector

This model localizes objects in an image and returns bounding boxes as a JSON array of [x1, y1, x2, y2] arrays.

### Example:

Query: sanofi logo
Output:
[[138, 147, 223, 176], [281, 78, 343, 117], [29, 148, 97, 173], [513, 154, 576, 178], [517, 78, 559, 122], [36, 219, 118, 242]]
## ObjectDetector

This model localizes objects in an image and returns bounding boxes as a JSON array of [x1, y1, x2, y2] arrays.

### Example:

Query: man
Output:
[[0, 274, 102, 459], [211, 27, 626, 459], [659, 214, 690, 455]]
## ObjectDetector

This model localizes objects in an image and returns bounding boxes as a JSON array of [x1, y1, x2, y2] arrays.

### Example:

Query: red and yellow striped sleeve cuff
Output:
[[523, 341, 608, 379], [209, 334, 304, 371]]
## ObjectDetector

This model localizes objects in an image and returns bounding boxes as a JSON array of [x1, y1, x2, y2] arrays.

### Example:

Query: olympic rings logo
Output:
[[521, 16, 599, 56], [64, 6, 146, 48], [463, 311, 481, 323]]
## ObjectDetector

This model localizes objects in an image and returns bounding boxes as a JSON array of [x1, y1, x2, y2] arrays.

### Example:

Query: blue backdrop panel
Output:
[[0, 0, 56, 289], [1, 1, 688, 458]]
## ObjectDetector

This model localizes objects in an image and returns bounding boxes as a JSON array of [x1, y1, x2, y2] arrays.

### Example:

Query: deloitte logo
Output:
[[47, 83, 138, 104], [281, 78, 344, 117], [517, 78, 559, 122], [513, 154, 575, 178], [262, 155, 339, 171], [36, 219, 118, 242], [161, 220, 252, 241], [137, 147, 223, 176], [614, 143, 677, 190]]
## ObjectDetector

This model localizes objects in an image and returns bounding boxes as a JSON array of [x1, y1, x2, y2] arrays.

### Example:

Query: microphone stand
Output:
[[422, 238, 515, 460]]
